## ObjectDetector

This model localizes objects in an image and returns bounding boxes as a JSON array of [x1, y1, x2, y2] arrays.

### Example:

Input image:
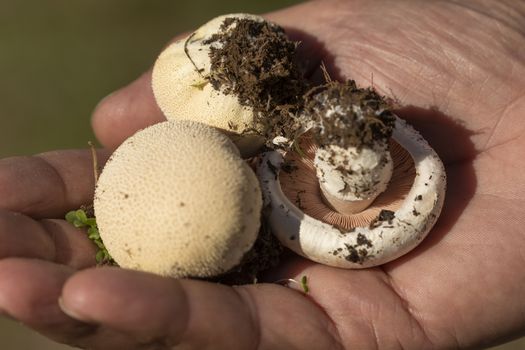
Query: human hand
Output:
[[1, 0, 525, 349]]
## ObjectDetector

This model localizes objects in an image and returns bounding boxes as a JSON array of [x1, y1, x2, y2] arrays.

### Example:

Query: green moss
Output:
[[65, 209, 116, 265]]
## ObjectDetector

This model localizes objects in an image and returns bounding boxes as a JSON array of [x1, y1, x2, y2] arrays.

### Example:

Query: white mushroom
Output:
[[94, 120, 262, 278], [258, 83, 446, 268], [152, 13, 303, 157]]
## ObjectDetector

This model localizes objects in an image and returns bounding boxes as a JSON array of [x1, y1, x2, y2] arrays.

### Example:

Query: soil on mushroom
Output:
[[304, 81, 396, 149], [203, 17, 309, 143], [211, 217, 283, 285]]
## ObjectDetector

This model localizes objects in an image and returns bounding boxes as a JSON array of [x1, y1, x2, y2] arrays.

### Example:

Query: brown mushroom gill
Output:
[[280, 134, 416, 230]]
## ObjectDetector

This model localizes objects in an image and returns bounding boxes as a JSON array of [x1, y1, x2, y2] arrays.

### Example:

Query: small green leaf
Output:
[[75, 209, 88, 224], [65, 209, 115, 266], [93, 240, 106, 250], [85, 218, 97, 227], [65, 211, 78, 224], [95, 250, 105, 263], [88, 231, 100, 240], [301, 275, 309, 294], [72, 219, 86, 228]]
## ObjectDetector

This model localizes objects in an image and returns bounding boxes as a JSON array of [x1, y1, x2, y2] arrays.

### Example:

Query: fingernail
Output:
[[58, 297, 85, 321]]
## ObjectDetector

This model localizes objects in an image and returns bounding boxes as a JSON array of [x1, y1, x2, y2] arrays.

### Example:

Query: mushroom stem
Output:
[[314, 142, 393, 215], [300, 80, 396, 214]]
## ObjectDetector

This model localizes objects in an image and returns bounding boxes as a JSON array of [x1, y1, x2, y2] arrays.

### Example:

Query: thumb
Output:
[[91, 70, 165, 150]]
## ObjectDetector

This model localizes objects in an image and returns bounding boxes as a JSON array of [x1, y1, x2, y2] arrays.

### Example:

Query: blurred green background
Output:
[[0, 0, 303, 158], [0, 0, 523, 349]]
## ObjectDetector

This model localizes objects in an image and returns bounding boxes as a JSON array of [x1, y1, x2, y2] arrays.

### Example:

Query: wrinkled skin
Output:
[[0, 0, 524, 349]]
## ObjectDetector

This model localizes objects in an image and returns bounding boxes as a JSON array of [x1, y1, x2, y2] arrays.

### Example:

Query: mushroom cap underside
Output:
[[258, 116, 446, 268]]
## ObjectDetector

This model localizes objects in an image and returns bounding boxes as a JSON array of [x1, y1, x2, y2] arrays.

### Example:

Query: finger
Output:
[[40, 219, 97, 268], [0, 259, 143, 349], [92, 30, 190, 150], [0, 210, 54, 261], [0, 259, 93, 345], [91, 70, 166, 150], [0, 210, 96, 267], [0, 149, 110, 218], [90, 32, 189, 150], [61, 268, 343, 350]]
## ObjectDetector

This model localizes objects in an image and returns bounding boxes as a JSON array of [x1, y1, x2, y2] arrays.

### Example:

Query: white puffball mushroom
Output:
[[94, 120, 262, 278], [152, 13, 267, 158]]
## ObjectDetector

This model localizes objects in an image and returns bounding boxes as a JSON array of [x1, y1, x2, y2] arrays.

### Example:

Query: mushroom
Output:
[[258, 82, 446, 268], [152, 13, 306, 157], [94, 120, 262, 278]]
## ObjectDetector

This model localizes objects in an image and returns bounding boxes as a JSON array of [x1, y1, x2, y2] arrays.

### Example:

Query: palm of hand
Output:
[[0, 1, 524, 349]]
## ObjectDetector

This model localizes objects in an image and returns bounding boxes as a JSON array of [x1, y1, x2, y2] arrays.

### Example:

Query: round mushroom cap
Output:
[[94, 120, 262, 278], [152, 13, 266, 157], [259, 116, 446, 268]]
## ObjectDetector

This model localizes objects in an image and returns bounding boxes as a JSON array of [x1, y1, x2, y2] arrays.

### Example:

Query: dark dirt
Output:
[[378, 209, 396, 222], [80, 203, 95, 218], [204, 17, 309, 144], [303, 80, 395, 149], [369, 209, 396, 228], [211, 213, 283, 285], [342, 232, 373, 263], [344, 244, 369, 264], [356, 233, 373, 248]]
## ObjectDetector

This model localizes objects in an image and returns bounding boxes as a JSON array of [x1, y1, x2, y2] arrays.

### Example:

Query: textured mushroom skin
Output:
[[258, 116, 446, 268], [94, 120, 262, 278], [152, 14, 266, 157]]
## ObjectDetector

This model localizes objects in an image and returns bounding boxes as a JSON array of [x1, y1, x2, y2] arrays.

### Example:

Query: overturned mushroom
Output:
[[152, 14, 306, 157], [258, 82, 446, 268], [94, 120, 262, 278]]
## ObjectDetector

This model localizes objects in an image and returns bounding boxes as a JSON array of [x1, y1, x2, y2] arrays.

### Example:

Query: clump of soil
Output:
[[210, 215, 283, 285], [204, 17, 308, 144], [303, 80, 395, 149], [369, 209, 396, 229]]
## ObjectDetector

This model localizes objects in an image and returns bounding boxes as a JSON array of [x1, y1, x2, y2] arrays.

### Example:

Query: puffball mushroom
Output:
[[152, 13, 306, 157], [94, 120, 262, 278], [258, 82, 446, 268]]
